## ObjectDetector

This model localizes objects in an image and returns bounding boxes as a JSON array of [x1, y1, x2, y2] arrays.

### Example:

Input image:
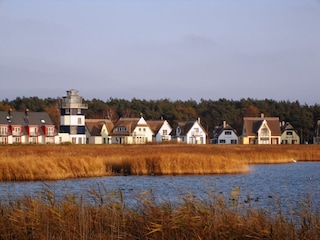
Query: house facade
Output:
[[111, 117, 153, 144], [146, 120, 172, 142], [173, 118, 207, 144], [313, 120, 320, 144], [211, 121, 238, 144], [240, 114, 281, 144], [85, 119, 114, 144], [280, 122, 300, 144], [0, 110, 57, 144]]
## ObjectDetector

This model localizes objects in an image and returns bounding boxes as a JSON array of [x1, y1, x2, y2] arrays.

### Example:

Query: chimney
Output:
[[25, 108, 29, 117], [223, 120, 226, 128], [8, 109, 12, 116], [197, 117, 200, 123], [261, 113, 264, 118]]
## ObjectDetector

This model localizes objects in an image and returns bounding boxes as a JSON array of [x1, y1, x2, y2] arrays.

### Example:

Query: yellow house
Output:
[[240, 114, 281, 144]]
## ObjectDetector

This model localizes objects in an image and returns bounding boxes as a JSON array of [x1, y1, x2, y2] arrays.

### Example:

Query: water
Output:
[[1, 162, 319, 215]]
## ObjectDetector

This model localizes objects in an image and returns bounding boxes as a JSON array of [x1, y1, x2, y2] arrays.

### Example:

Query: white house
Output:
[[85, 119, 114, 144], [146, 119, 172, 142], [211, 121, 238, 144], [111, 116, 153, 144], [173, 118, 207, 144]]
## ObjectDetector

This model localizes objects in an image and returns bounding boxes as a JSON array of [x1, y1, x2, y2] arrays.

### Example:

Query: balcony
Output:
[[60, 103, 88, 109]]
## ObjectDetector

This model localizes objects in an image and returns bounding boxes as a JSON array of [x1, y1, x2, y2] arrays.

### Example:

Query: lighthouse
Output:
[[59, 89, 88, 144]]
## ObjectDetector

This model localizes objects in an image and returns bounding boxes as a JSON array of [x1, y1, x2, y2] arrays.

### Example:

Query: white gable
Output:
[[137, 117, 147, 125]]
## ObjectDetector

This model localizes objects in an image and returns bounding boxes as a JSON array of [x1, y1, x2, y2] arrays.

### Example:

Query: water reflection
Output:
[[1, 162, 319, 214]]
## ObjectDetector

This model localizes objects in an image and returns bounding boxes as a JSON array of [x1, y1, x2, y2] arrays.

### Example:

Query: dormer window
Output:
[[116, 127, 127, 132], [177, 126, 181, 135]]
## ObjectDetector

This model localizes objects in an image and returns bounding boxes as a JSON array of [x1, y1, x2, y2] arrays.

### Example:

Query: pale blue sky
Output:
[[1, 0, 319, 104]]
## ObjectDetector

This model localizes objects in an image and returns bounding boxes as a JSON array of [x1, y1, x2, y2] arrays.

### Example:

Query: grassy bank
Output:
[[0, 144, 319, 181], [0, 188, 319, 240]]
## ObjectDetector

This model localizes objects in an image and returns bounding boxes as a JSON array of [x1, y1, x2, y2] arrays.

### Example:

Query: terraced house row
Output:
[[1, 89, 319, 144]]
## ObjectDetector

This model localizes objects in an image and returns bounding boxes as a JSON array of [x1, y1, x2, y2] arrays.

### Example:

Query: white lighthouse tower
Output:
[[59, 89, 88, 144]]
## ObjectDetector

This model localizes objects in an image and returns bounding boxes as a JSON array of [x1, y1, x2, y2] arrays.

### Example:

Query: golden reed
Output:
[[0, 188, 319, 239], [0, 144, 319, 181]]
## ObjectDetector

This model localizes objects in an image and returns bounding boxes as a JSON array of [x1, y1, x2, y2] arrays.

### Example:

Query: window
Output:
[[13, 137, 20, 143], [163, 129, 167, 135], [194, 128, 199, 133], [0, 127, 7, 135], [286, 131, 293, 136], [29, 137, 37, 144], [231, 139, 237, 144], [13, 127, 20, 136], [78, 118, 82, 125], [30, 127, 38, 136], [219, 139, 226, 144], [0, 137, 7, 144], [225, 131, 232, 135], [177, 127, 181, 135], [77, 108, 81, 114], [70, 126, 77, 134], [116, 127, 127, 132], [48, 127, 54, 136], [65, 108, 70, 114], [260, 125, 269, 137]]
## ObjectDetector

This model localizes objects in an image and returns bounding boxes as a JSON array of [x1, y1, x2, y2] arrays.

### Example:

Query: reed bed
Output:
[[0, 187, 319, 240], [0, 144, 319, 181]]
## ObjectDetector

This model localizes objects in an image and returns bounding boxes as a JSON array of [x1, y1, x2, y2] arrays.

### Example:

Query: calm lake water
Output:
[[1, 162, 319, 214]]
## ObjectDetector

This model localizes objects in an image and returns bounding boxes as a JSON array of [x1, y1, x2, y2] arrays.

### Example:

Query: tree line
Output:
[[1, 96, 320, 143]]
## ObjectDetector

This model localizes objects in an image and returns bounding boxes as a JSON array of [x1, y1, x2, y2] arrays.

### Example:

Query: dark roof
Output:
[[175, 121, 195, 135], [243, 117, 281, 136], [0, 111, 54, 126], [280, 122, 298, 134], [172, 119, 207, 136], [213, 122, 238, 137]]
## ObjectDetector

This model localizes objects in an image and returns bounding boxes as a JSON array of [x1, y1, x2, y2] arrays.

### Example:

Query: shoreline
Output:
[[0, 144, 319, 181]]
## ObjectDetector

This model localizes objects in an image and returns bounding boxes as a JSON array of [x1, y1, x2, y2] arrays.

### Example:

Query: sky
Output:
[[0, 0, 320, 104]]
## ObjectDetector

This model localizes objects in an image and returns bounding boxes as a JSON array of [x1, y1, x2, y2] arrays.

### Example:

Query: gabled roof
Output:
[[280, 122, 298, 134], [243, 117, 281, 136], [175, 121, 195, 135], [111, 117, 149, 136], [146, 120, 172, 135], [213, 122, 238, 138], [173, 119, 207, 136], [85, 119, 114, 136], [0, 111, 54, 126]]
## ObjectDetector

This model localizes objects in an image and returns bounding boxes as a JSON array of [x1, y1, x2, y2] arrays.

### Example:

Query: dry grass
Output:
[[0, 187, 319, 240], [0, 144, 319, 181]]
